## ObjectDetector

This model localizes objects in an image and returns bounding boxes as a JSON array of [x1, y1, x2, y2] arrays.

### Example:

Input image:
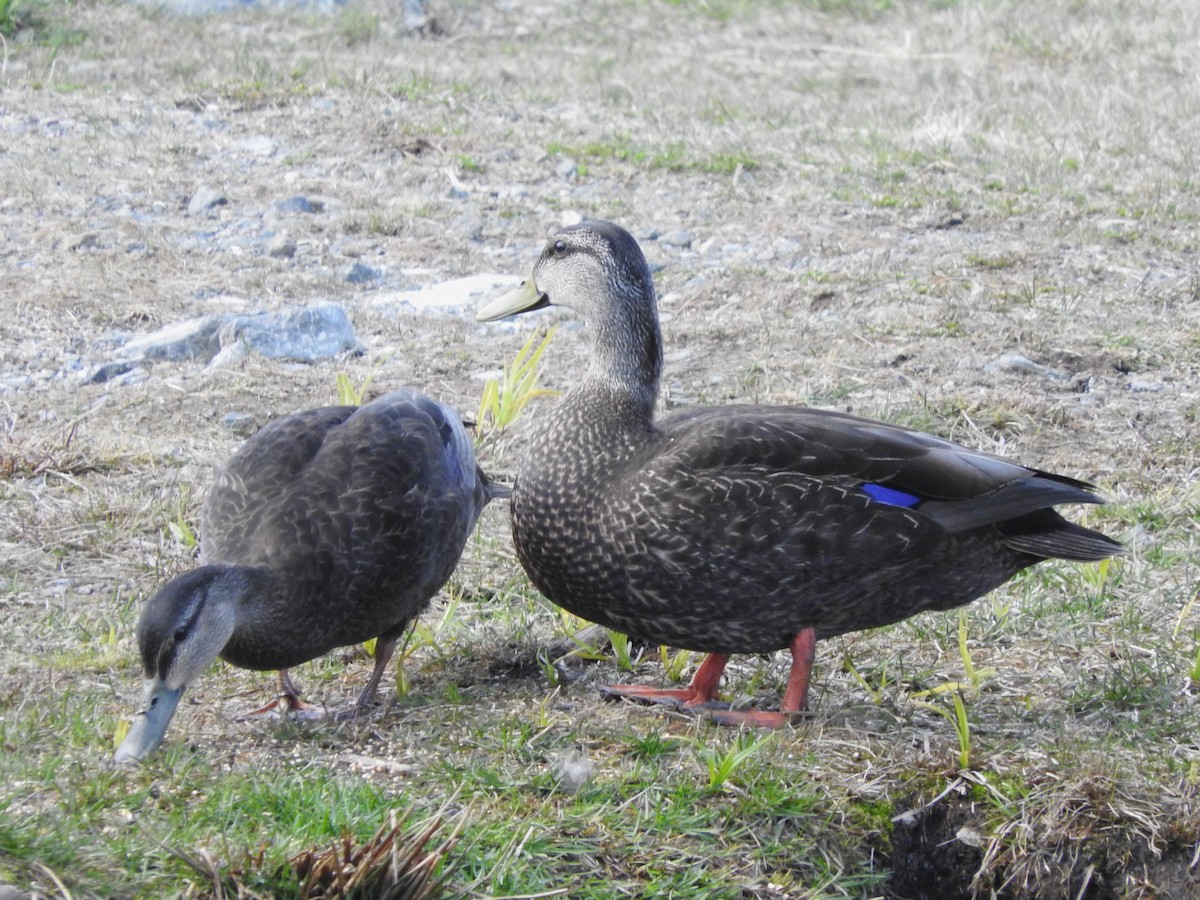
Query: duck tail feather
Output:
[[1005, 522, 1125, 562], [920, 475, 1104, 534]]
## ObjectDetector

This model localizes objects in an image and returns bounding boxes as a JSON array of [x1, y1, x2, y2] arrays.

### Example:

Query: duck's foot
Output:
[[239, 694, 325, 721], [326, 700, 380, 723], [707, 707, 812, 729], [598, 683, 730, 711], [598, 651, 732, 712], [702, 630, 818, 728], [240, 669, 326, 721], [241, 696, 383, 724]]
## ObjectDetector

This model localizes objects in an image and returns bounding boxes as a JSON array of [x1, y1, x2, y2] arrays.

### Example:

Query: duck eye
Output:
[[551, 239, 567, 256], [173, 628, 187, 643]]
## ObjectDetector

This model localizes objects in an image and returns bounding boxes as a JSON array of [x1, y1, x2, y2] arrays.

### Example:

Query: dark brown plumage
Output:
[[476, 219, 1123, 727], [116, 388, 504, 762]]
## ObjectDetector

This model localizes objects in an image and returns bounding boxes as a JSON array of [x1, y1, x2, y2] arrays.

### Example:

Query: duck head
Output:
[[114, 566, 245, 763], [477, 220, 662, 401]]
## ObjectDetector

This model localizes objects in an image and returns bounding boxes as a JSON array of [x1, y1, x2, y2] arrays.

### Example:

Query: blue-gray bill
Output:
[[113, 677, 184, 764]]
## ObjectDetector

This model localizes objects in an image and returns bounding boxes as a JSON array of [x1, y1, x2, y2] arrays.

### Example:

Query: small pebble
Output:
[[983, 352, 1067, 381], [236, 135, 277, 157], [344, 261, 382, 284], [555, 158, 578, 181], [69, 232, 101, 251], [265, 235, 297, 259], [659, 228, 695, 248], [221, 412, 260, 436], [553, 747, 594, 794], [86, 361, 136, 384], [186, 186, 227, 216], [274, 195, 319, 214]]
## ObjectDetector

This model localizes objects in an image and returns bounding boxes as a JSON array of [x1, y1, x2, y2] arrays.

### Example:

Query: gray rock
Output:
[[236, 135, 277, 157], [983, 352, 1067, 381], [659, 228, 695, 249], [265, 234, 297, 259], [220, 305, 358, 362], [555, 158, 578, 181], [0, 882, 29, 899], [0, 373, 33, 393], [121, 316, 224, 362], [86, 360, 136, 384], [186, 186, 227, 216], [404, 0, 428, 31], [220, 412, 260, 435], [110, 305, 358, 370], [274, 195, 320, 214], [343, 261, 382, 284]]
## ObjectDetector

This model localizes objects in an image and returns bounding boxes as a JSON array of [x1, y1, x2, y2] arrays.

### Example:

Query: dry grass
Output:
[[1, 0, 1198, 897]]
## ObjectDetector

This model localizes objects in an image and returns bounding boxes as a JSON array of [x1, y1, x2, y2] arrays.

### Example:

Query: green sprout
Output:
[[475, 326, 558, 451]]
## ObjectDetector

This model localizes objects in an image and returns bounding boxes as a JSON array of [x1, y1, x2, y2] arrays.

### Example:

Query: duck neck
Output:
[[578, 284, 663, 427], [210, 565, 294, 667]]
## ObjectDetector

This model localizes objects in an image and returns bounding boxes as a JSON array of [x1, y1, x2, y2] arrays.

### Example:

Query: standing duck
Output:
[[115, 388, 504, 762], [475, 220, 1123, 728]]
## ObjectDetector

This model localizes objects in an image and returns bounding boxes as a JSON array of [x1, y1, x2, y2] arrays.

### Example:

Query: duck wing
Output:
[[205, 392, 489, 648], [202, 405, 357, 565], [619, 404, 1118, 571]]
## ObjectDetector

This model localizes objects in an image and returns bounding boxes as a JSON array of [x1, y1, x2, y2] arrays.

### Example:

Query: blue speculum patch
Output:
[[862, 483, 922, 508]]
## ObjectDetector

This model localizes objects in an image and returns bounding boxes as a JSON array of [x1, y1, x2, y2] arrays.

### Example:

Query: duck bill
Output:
[[475, 277, 550, 322], [114, 677, 184, 764]]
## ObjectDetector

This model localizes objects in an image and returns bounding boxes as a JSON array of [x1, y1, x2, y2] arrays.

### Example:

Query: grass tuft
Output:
[[288, 808, 459, 899], [474, 325, 558, 456]]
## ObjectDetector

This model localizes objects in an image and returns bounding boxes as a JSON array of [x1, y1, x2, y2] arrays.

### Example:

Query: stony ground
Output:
[[1, 0, 1198, 897]]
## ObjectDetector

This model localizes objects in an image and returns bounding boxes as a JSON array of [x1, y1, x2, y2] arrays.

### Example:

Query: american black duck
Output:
[[115, 388, 504, 762], [475, 219, 1123, 727]]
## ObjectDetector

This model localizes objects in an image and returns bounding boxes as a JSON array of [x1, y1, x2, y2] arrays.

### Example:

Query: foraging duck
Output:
[[475, 220, 1123, 727], [115, 388, 504, 762]]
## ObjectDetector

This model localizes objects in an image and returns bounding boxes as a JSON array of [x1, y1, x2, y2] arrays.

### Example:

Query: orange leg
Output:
[[710, 628, 817, 728], [780, 627, 817, 714], [599, 652, 731, 709]]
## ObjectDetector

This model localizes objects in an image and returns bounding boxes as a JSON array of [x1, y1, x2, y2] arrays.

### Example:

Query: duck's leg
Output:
[[331, 633, 401, 722], [599, 651, 730, 709], [779, 627, 817, 713], [710, 628, 817, 728]]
